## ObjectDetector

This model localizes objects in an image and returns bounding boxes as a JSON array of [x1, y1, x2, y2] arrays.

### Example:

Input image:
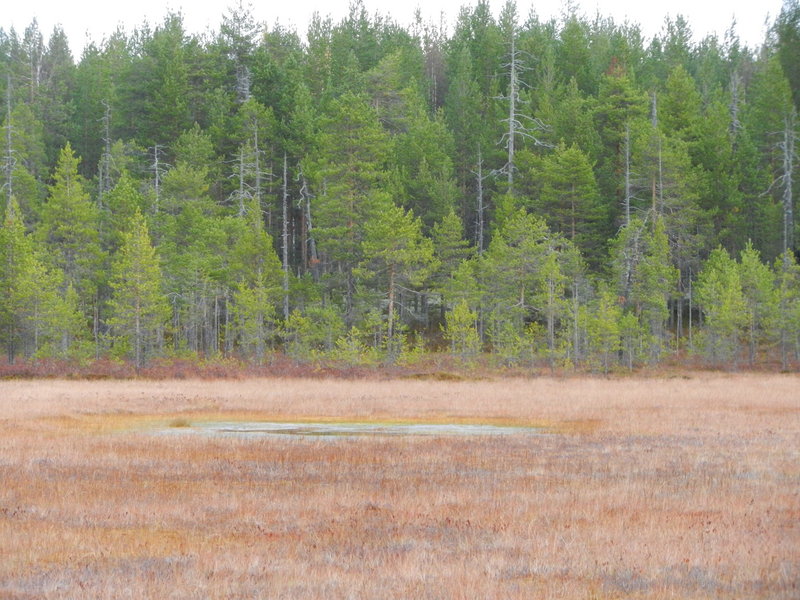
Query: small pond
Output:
[[164, 421, 542, 438]]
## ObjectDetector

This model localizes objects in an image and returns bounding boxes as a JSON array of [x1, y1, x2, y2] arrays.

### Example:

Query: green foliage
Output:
[[393, 101, 459, 229], [103, 174, 145, 252], [614, 217, 679, 361], [107, 210, 170, 369], [738, 242, 778, 364], [619, 310, 644, 370], [443, 299, 480, 363], [284, 305, 345, 361], [584, 287, 623, 374], [305, 92, 393, 315], [232, 281, 277, 364], [36, 143, 104, 304], [136, 14, 192, 147], [660, 66, 702, 146], [774, 251, 800, 368], [228, 208, 283, 363], [531, 142, 606, 263], [0, 198, 83, 361], [396, 331, 428, 366], [1, 7, 798, 370], [487, 316, 529, 367], [331, 326, 379, 366], [2, 102, 47, 217], [358, 203, 434, 354], [431, 210, 474, 293], [695, 247, 747, 365], [774, 1, 800, 111]]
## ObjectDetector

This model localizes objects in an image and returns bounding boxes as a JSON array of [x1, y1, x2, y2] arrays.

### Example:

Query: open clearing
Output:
[[0, 374, 798, 598]]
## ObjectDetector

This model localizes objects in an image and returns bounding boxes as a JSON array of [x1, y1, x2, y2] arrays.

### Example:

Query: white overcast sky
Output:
[[4, 0, 785, 58]]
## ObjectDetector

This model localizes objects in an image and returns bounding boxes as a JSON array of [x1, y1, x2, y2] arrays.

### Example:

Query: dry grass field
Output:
[[0, 374, 798, 598]]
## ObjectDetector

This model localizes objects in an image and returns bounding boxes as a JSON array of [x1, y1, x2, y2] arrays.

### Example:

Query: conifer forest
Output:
[[2, 0, 800, 371]]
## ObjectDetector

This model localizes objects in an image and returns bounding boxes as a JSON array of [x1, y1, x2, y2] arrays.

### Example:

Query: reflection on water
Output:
[[165, 421, 541, 437]]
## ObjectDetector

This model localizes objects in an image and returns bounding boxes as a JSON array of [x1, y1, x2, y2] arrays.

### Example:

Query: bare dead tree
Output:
[[496, 15, 550, 194], [221, 1, 260, 103], [3, 76, 14, 214], [650, 92, 664, 215], [729, 70, 743, 140], [780, 110, 797, 257], [150, 144, 167, 214], [623, 121, 633, 226], [282, 153, 290, 321], [763, 108, 798, 259], [97, 99, 112, 208], [297, 171, 319, 281], [231, 143, 253, 217], [471, 146, 491, 255]]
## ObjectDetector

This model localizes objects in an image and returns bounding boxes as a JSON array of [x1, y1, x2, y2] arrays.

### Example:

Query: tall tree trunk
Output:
[[572, 282, 580, 366], [303, 178, 320, 283], [254, 127, 261, 211], [782, 111, 795, 255], [238, 146, 247, 217], [387, 265, 396, 349], [93, 296, 100, 360], [135, 297, 142, 371], [282, 153, 290, 321], [4, 76, 12, 214], [623, 121, 631, 226], [98, 100, 112, 208], [475, 147, 485, 255], [688, 272, 694, 353], [547, 277, 555, 371], [506, 32, 516, 193], [152, 145, 163, 214], [730, 70, 742, 141]]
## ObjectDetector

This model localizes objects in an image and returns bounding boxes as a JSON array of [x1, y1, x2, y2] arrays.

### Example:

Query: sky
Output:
[[3, 0, 786, 58]]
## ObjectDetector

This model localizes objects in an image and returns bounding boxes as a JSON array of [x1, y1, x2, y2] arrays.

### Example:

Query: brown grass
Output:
[[0, 374, 798, 598]]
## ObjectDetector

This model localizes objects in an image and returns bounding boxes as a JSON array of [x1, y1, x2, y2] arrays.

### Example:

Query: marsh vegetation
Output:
[[0, 374, 797, 598]]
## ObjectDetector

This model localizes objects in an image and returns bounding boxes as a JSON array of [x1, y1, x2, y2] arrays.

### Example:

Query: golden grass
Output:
[[0, 374, 798, 598]]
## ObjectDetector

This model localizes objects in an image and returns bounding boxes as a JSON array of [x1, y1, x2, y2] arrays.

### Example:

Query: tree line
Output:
[[1, 0, 799, 370]]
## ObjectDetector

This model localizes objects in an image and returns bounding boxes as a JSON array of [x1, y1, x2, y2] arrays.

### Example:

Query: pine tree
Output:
[[229, 200, 283, 362], [219, 0, 261, 103], [0, 198, 35, 361], [431, 210, 474, 297], [0, 197, 81, 361], [393, 94, 459, 230], [443, 42, 486, 196], [774, 0, 800, 111], [695, 247, 747, 365], [36, 143, 104, 308], [630, 218, 678, 360], [107, 210, 169, 369], [443, 299, 480, 362], [305, 92, 393, 321], [481, 210, 571, 363], [774, 250, 800, 368], [103, 173, 145, 254], [136, 14, 192, 147], [532, 142, 606, 264], [2, 102, 47, 221], [585, 286, 622, 374], [738, 242, 778, 365], [358, 203, 435, 356]]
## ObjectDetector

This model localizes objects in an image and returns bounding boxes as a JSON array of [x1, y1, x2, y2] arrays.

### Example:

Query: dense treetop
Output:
[[1, 0, 799, 370]]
